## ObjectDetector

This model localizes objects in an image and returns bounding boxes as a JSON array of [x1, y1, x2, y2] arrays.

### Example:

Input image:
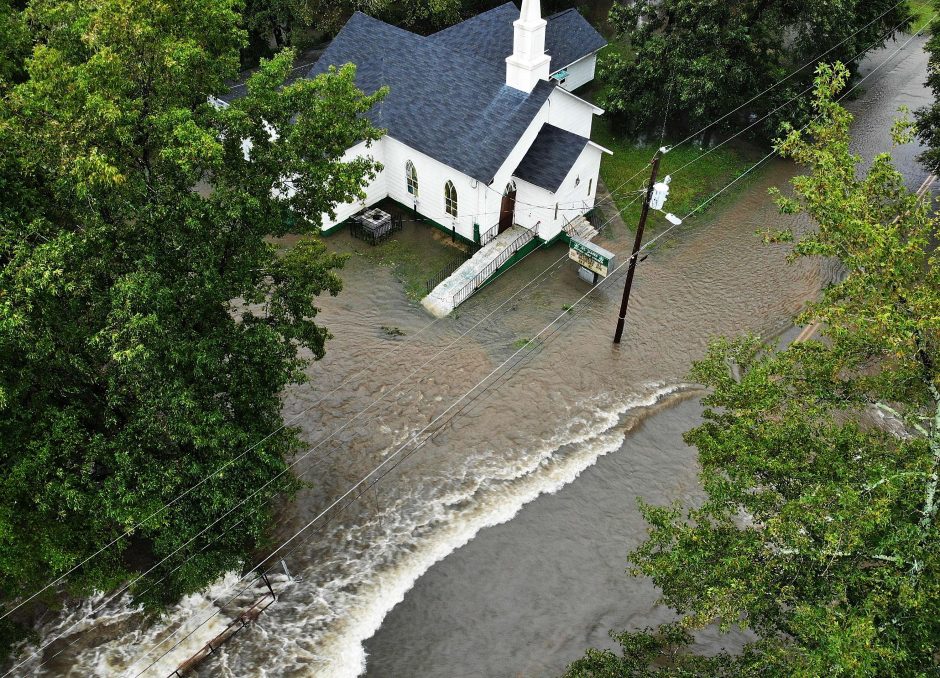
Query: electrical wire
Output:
[[124, 23, 938, 660], [669, 0, 911, 150], [6, 210, 602, 678], [12, 5, 928, 670]]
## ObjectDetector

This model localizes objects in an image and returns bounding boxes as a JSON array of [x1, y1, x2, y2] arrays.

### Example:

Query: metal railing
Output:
[[562, 201, 590, 237], [426, 251, 472, 294], [451, 226, 537, 308], [480, 224, 499, 246]]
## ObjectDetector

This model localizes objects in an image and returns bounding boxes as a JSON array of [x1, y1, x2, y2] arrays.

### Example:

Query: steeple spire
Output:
[[520, 0, 541, 22], [506, 0, 551, 92]]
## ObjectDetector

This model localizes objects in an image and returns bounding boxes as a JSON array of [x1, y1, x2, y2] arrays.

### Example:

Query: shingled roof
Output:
[[428, 3, 607, 74], [512, 123, 590, 192], [306, 11, 555, 184]]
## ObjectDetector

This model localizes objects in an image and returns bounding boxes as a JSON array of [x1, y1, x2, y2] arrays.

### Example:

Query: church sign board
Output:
[[568, 235, 615, 278]]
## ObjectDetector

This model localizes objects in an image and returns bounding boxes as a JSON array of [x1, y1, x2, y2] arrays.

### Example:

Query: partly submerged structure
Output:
[[228, 1, 611, 315]]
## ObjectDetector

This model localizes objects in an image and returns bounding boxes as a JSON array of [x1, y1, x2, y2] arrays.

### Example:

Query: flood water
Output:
[[9, 32, 935, 678]]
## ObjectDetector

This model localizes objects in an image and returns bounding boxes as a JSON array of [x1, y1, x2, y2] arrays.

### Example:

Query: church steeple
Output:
[[505, 0, 551, 93]]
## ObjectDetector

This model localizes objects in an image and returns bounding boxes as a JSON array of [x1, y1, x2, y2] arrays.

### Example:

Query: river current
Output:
[[9, 33, 936, 678]]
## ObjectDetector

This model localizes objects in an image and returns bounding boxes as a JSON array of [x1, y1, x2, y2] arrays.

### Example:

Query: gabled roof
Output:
[[306, 12, 554, 184], [428, 3, 607, 73], [512, 123, 589, 192]]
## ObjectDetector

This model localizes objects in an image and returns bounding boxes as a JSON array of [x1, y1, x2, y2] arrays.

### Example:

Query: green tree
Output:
[[915, 4, 940, 171], [566, 63, 940, 676], [603, 0, 910, 140], [0, 0, 28, 87], [0, 0, 384, 631]]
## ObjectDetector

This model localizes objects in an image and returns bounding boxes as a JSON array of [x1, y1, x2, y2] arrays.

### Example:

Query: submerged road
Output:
[[13, 30, 936, 678]]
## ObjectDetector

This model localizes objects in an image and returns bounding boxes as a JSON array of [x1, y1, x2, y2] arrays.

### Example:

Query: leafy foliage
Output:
[[565, 64, 940, 676], [0, 0, 383, 621], [602, 0, 911, 140], [915, 2, 940, 171]]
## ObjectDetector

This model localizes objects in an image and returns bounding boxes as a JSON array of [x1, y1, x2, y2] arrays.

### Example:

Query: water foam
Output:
[[293, 383, 689, 677], [42, 384, 690, 677]]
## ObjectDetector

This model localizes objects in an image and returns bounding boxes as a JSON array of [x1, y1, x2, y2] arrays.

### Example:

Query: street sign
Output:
[[568, 235, 615, 277]]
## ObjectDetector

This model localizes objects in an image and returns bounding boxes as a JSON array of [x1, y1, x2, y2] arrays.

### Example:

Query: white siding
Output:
[[488, 104, 551, 202], [320, 138, 387, 230], [513, 143, 603, 242], [382, 137, 485, 242], [553, 53, 598, 92], [320, 135, 488, 243], [547, 87, 596, 138], [318, 79, 606, 244]]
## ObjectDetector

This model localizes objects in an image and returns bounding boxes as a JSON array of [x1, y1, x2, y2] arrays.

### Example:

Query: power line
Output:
[[116, 191, 650, 677], [669, 0, 911, 150], [6, 217, 591, 677], [125, 23, 938, 662], [669, 10, 917, 180], [12, 5, 927, 669]]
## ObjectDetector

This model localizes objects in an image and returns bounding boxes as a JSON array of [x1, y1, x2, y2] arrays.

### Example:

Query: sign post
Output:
[[569, 236, 615, 279]]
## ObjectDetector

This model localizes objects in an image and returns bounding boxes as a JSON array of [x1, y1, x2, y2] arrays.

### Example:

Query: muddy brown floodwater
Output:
[[11, 33, 935, 678]]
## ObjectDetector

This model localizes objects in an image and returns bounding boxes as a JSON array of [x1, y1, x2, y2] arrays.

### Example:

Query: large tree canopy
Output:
[[0, 0, 384, 638], [915, 6, 940, 171], [602, 0, 911, 140], [566, 64, 940, 676]]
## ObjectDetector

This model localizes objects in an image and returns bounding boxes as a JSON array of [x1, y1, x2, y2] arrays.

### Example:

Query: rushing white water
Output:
[[8, 30, 933, 678]]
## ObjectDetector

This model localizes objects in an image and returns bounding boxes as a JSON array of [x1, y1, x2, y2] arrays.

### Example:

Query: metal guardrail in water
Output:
[[451, 227, 536, 308], [426, 251, 472, 294]]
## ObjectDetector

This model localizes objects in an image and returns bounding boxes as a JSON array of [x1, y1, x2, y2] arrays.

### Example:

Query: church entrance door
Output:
[[499, 183, 516, 234]]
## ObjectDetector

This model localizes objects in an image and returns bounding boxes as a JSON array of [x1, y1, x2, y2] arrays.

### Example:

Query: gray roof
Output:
[[512, 123, 589, 192], [307, 11, 555, 183], [429, 3, 607, 73]]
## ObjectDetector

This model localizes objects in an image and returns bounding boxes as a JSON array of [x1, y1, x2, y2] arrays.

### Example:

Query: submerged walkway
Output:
[[422, 226, 534, 317]]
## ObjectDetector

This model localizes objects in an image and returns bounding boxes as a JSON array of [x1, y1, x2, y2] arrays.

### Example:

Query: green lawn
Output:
[[354, 234, 466, 301], [326, 202, 471, 302], [591, 117, 767, 240], [909, 0, 935, 28]]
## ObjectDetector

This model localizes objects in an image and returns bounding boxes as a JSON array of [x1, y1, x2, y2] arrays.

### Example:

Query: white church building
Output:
[[310, 0, 610, 243]]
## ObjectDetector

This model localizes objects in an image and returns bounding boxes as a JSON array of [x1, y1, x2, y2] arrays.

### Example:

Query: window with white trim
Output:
[[444, 180, 458, 217], [406, 160, 418, 198]]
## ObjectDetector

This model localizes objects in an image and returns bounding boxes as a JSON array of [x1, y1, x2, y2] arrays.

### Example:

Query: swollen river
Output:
[[11, 34, 936, 678]]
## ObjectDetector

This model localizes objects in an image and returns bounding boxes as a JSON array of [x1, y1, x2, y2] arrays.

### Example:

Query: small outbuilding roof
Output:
[[512, 123, 590, 192], [428, 3, 607, 74], [307, 11, 555, 184]]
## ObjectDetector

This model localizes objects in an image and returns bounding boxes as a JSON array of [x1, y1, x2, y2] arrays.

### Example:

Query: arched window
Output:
[[444, 180, 458, 217], [504, 181, 516, 196], [406, 161, 419, 198]]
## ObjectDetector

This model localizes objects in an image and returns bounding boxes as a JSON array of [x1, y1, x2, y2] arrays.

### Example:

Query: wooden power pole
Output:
[[613, 151, 662, 344]]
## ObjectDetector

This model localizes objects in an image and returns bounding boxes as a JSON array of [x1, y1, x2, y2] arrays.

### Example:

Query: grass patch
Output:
[[591, 117, 768, 239], [513, 337, 533, 349], [909, 0, 934, 28], [357, 238, 464, 301]]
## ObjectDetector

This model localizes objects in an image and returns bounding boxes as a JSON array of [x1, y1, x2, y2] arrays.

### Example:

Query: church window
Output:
[[444, 180, 458, 217], [588, 178, 593, 195], [406, 161, 419, 198]]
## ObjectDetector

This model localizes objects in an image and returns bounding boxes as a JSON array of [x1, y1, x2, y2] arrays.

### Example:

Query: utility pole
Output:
[[613, 150, 662, 344]]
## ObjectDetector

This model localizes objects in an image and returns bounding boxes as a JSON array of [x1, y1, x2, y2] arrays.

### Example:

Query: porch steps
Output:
[[565, 215, 598, 241], [421, 226, 532, 317]]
